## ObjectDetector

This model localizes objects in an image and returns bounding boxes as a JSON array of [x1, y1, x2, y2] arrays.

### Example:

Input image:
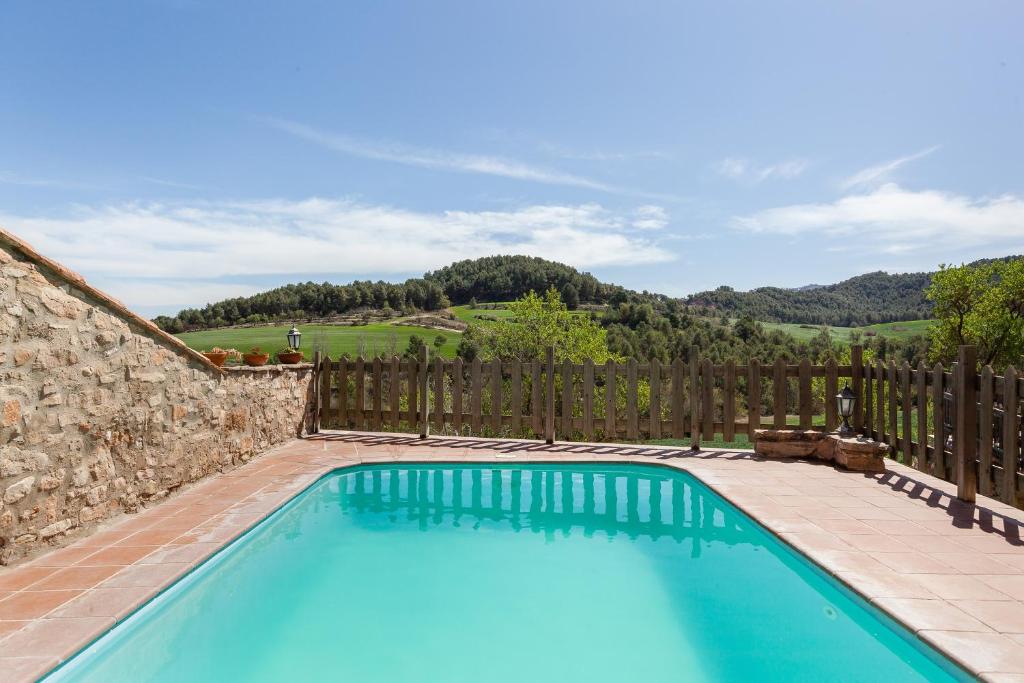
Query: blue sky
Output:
[[1, 1, 1022, 317]]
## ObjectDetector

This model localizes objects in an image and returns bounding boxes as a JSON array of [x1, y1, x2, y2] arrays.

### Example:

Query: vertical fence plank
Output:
[[1002, 366, 1018, 504], [626, 359, 639, 440], [531, 361, 542, 437], [979, 365, 994, 497], [901, 361, 912, 464], [824, 358, 838, 431], [371, 357, 383, 431], [798, 358, 812, 430], [544, 347, 555, 444], [433, 357, 444, 434], [511, 360, 522, 434], [723, 360, 735, 442], [887, 360, 898, 453], [491, 359, 503, 434], [671, 358, 685, 439], [650, 358, 662, 441], [701, 358, 714, 441], [561, 359, 574, 440], [876, 360, 886, 443], [605, 359, 616, 439], [452, 357, 463, 434], [315, 353, 326, 433], [689, 357, 700, 449], [338, 357, 348, 429], [773, 358, 786, 428], [418, 346, 429, 438], [954, 346, 977, 502], [353, 357, 365, 431], [851, 345, 864, 433], [932, 362, 945, 478], [388, 356, 399, 428], [916, 361, 928, 472], [470, 357, 482, 434], [864, 361, 873, 439], [583, 359, 595, 441], [747, 360, 761, 439]]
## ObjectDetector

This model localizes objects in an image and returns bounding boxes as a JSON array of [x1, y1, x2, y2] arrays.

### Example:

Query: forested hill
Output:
[[153, 254, 1016, 333], [685, 270, 933, 326], [423, 255, 621, 305]]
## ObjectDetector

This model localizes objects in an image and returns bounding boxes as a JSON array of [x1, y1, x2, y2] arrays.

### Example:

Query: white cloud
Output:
[[632, 205, 669, 230], [0, 199, 674, 308], [839, 146, 940, 190], [265, 118, 625, 193], [713, 157, 808, 183], [732, 183, 1024, 254]]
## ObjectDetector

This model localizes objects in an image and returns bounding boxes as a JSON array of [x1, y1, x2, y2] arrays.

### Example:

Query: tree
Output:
[[926, 258, 1024, 368], [560, 283, 580, 310], [478, 288, 614, 363], [404, 334, 426, 358], [433, 334, 446, 351]]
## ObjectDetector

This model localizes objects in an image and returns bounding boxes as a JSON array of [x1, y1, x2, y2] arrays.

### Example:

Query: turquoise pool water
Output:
[[49, 464, 969, 682]]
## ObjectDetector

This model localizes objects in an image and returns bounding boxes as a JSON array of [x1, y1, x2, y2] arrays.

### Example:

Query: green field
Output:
[[760, 319, 934, 343], [177, 322, 462, 361], [176, 306, 935, 363]]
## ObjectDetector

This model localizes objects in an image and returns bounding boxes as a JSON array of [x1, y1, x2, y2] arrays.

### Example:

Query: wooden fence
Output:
[[312, 345, 1024, 507]]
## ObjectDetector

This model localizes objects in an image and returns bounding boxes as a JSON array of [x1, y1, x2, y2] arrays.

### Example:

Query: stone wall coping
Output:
[[223, 363, 314, 373], [0, 225, 224, 375]]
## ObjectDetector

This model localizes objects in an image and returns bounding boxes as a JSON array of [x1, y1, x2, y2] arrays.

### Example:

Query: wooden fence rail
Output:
[[312, 344, 1024, 507]]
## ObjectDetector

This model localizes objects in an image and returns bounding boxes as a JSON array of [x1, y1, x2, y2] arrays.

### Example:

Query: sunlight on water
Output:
[[49, 464, 968, 682]]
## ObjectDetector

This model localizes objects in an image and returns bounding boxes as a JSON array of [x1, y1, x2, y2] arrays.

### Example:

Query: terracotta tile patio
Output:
[[1, 431, 1023, 681]]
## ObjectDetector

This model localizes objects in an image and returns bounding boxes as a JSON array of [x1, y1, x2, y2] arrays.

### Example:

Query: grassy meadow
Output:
[[175, 303, 935, 364], [760, 319, 934, 343], [177, 322, 462, 361]]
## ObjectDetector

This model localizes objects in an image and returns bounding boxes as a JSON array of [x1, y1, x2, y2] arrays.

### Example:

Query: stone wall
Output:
[[0, 232, 315, 565]]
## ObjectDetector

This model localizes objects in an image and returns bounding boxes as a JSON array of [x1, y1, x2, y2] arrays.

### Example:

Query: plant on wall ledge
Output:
[[276, 347, 304, 364], [242, 347, 270, 367]]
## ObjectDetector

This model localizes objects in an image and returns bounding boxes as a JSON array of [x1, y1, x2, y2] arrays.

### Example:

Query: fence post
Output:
[[419, 345, 429, 439], [954, 345, 978, 503], [312, 350, 321, 434], [545, 346, 555, 444], [851, 345, 863, 434]]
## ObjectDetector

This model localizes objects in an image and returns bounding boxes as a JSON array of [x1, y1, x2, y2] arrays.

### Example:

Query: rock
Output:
[[2, 400, 20, 427], [39, 519, 74, 538], [753, 429, 887, 473], [4, 476, 35, 504], [13, 348, 33, 366]]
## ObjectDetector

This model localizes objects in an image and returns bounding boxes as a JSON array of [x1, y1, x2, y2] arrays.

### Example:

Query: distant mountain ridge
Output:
[[153, 254, 1016, 332]]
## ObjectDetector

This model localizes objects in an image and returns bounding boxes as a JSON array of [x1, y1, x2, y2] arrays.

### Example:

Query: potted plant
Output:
[[201, 348, 229, 367], [276, 347, 304, 364], [242, 347, 270, 366]]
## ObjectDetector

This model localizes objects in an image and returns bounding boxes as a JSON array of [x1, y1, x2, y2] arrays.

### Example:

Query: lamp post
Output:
[[287, 326, 301, 351], [836, 384, 856, 437]]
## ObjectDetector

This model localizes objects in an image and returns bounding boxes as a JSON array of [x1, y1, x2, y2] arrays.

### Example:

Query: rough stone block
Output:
[[4, 476, 35, 504]]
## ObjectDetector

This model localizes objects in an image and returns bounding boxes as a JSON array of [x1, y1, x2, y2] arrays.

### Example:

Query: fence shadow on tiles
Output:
[[312, 345, 1024, 508]]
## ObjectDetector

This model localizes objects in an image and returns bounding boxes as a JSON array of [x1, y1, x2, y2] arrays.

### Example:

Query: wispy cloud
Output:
[[713, 157, 809, 183], [839, 146, 940, 190], [139, 176, 206, 191], [1, 199, 674, 309], [0, 171, 95, 190], [265, 117, 625, 193], [732, 183, 1024, 255]]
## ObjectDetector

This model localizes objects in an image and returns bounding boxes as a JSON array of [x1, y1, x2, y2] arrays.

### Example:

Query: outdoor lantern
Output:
[[836, 384, 856, 436], [287, 326, 301, 351]]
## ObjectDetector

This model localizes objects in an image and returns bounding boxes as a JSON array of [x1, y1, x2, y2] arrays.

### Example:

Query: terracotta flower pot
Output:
[[243, 352, 270, 367], [276, 351, 304, 364], [202, 351, 228, 367]]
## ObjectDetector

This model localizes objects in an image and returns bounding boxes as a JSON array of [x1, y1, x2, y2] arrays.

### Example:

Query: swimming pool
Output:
[[48, 463, 969, 681]]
